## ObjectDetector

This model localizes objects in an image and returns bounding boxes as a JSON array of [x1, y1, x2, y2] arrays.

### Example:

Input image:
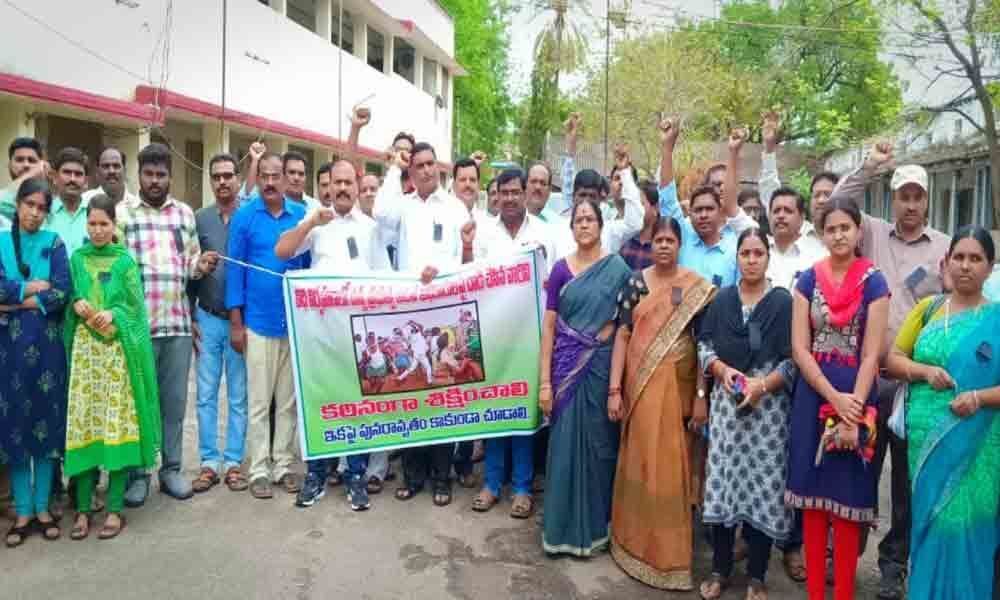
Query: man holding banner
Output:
[[275, 159, 388, 511], [365, 141, 476, 507], [471, 168, 554, 519]]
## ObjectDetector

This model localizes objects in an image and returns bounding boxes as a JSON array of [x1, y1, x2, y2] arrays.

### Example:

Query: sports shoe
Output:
[[295, 474, 326, 508], [347, 478, 370, 511], [124, 474, 150, 508]]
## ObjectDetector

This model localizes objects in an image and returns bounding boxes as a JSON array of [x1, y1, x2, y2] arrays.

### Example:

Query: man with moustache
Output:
[[282, 150, 317, 210], [190, 152, 249, 494], [824, 143, 951, 600], [46, 147, 91, 256], [0, 137, 46, 221], [804, 171, 839, 242], [372, 141, 476, 507], [117, 143, 221, 505], [657, 118, 756, 287], [452, 157, 489, 226], [315, 162, 335, 208], [470, 167, 555, 519], [359, 174, 380, 217], [226, 152, 309, 500], [82, 146, 137, 206], [275, 160, 389, 510], [766, 185, 828, 291]]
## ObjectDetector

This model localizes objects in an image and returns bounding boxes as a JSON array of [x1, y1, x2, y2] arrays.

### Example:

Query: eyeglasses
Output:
[[210, 172, 236, 182]]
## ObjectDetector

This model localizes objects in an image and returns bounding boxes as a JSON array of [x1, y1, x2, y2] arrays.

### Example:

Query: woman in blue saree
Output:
[[539, 198, 632, 557], [886, 226, 1000, 600]]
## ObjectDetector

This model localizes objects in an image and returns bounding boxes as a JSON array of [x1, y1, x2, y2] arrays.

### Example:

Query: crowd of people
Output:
[[0, 106, 998, 600]]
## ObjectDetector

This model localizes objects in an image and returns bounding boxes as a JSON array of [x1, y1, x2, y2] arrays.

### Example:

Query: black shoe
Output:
[[295, 474, 326, 508], [347, 478, 370, 511], [876, 568, 906, 599]]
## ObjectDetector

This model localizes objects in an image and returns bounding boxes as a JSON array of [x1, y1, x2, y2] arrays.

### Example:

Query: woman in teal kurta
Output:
[[0, 178, 71, 547], [64, 193, 160, 540], [886, 226, 1000, 600]]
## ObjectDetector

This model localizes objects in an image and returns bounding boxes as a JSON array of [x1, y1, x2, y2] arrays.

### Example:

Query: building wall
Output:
[[0, 0, 456, 159]]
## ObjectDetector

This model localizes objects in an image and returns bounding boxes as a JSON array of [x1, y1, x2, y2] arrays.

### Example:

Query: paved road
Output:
[[2, 379, 890, 599]]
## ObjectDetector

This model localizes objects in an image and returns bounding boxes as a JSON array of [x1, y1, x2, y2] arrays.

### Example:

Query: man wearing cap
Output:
[[825, 142, 951, 600]]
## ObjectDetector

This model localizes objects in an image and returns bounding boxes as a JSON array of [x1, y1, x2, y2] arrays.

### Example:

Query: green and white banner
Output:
[[285, 249, 544, 460]]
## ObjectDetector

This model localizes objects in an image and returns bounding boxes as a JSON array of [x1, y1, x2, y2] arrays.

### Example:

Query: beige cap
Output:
[[891, 164, 928, 192]]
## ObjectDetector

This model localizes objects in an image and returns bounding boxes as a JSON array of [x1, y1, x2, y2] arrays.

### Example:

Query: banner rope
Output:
[[218, 254, 286, 278]]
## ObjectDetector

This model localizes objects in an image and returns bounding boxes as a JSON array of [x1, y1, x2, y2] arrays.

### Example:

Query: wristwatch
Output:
[[697, 388, 706, 400]]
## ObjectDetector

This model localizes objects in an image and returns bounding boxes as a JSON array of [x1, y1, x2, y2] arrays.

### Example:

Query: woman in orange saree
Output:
[[608, 217, 715, 590]]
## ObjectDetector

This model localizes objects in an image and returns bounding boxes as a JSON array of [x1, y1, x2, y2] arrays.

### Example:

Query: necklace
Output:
[[943, 296, 984, 336]]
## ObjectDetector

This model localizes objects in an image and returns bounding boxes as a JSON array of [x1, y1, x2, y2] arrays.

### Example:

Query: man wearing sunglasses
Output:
[[189, 152, 250, 495]]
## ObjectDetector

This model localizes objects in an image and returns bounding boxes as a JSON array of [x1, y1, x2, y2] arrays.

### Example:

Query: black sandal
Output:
[[34, 515, 61, 541], [394, 486, 421, 501], [5, 522, 31, 548], [367, 477, 384, 494]]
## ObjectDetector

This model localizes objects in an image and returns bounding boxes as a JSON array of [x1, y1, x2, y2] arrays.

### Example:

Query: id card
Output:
[[433, 222, 443, 242], [347, 236, 359, 259]]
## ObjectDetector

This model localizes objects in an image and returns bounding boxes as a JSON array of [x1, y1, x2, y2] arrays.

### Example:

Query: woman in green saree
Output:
[[885, 226, 1000, 600], [65, 194, 160, 540]]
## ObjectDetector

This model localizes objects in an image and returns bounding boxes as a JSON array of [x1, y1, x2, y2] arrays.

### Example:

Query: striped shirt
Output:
[[117, 195, 203, 338]]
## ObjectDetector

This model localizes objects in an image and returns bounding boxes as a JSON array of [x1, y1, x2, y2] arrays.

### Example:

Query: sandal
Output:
[[510, 494, 534, 519], [70, 513, 91, 541], [746, 579, 768, 600], [471, 489, 499, 512], [366, 476, 384, 495], [782, 548, 807, 583], [5, 522, 31, 548], [192, 467, 220, 493], [698, 573, 729, 600], [34, 514, 61, 541], [394, 486, 421, 501], [432, 485, 452, 507], [277, 473, 302, 494], [98, 513, 126, 540], [224, 467, 249, 492]]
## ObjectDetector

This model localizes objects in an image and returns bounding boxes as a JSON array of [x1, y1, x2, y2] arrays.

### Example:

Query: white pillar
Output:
[[0, 98, 37, 188], [120, 127, 150, 198], [270, 0, 287, 17], [201, 122, 231, 207], [356, 16, 368, 64], [317, 0, 332, 43], [385, 34, 394, 76]]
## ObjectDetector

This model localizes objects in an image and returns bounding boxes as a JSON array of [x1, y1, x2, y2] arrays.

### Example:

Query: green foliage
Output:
[[785, 166, 814, 207], [691, 0, 904, 150], [573, 32, 770, 175], [437, 0, 515, 159]]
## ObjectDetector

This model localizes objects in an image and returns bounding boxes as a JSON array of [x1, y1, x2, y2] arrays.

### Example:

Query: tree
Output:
[[573, 32, 770, 176], [891, 0, 1000, 225], [692, 0, 904, 150], [437, 0, 515, 159], [517, 0, 591, 161]]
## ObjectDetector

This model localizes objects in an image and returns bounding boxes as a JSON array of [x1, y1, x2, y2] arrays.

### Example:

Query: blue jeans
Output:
[[195, 307, 248, 473], [309, 454, 369, 481], [10, 456, 55, 518], [485, 435, 533, 496]]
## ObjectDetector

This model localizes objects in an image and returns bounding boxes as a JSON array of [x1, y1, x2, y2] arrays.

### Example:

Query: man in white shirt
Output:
[[399, 322, 433, 385], [478, 169, 556, 269], [81, 146, 139, 206], [451, 157, 490, 227], [552, 145, 643, 260], [372, 142, 475, 282], [767, 185, 828, 290], [274, 159, 386, 512], [471, 168, 554, 519], [371, 141, 475, 507]]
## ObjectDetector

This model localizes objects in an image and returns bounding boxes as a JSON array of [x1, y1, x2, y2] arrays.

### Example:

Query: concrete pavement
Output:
[[1, 379, 890, 600]]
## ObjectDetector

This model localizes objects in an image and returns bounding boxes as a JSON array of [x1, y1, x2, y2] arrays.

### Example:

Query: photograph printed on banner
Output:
[[350, 301, 485, 396]]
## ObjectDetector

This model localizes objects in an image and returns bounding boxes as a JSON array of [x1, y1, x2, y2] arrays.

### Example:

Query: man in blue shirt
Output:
[[226, 152, 309, 500], [657, 117, 756, 288]]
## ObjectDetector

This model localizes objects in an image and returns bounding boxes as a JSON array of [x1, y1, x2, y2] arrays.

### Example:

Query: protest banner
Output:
[[285, 248, 544, 460]]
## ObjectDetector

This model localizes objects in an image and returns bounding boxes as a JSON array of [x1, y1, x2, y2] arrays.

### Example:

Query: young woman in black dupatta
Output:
[[696, 229, 796, 600]]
